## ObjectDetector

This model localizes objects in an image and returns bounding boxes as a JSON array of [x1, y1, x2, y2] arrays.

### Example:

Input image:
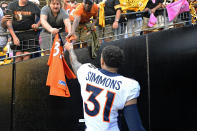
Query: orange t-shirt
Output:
[[64, 4, 72, 14], [64, 3, 79, 14], [70, 3, 98, 23]]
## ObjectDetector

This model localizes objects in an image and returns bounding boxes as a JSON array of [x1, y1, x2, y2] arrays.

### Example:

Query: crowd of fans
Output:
[[0, 0, 197, 64]]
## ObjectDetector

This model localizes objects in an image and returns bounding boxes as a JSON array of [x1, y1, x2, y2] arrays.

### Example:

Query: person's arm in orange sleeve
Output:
[[66, 5, 82, 38], [71, 15, 81, 35], [64, 18, 72, 34]]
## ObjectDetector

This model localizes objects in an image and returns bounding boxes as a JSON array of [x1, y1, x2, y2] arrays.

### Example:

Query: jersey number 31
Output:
[[84, 84, 116, 122]]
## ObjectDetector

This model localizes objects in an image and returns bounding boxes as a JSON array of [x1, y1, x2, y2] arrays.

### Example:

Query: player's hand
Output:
[[13, 36, 20, 46], [50, 28, 59, 35], [64, 42, 73, 51]]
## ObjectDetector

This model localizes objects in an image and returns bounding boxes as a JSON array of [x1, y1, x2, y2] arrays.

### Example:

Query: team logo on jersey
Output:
[[58, 80, 67, 87]]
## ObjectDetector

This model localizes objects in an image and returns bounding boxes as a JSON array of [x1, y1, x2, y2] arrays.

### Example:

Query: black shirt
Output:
[[8, 1, 40, 31], [104, 0, 120, 16], [104, 0, 126, 24], [143, 0, 164, 17]]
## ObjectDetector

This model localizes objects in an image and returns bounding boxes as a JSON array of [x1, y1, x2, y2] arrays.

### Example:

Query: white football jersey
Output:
[[77, 63, 140, 131]]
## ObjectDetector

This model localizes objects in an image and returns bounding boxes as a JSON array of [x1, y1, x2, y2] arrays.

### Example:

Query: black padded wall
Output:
[[148, 25, 197, 131], [14, 56, 84, 131], [0, 64, 12, 131]]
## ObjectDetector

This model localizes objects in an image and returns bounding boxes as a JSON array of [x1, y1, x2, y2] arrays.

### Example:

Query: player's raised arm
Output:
[[64, 42, 82, 75]]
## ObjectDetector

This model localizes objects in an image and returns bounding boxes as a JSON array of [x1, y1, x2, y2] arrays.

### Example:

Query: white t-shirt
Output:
[[77, 63, 140, 131]]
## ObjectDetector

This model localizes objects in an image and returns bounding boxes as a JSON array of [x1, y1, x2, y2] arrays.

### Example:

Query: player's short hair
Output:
[[101, 45, 124, 68]]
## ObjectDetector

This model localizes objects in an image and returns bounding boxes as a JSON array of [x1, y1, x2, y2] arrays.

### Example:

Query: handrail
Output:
[[0, 27, 43, 36]]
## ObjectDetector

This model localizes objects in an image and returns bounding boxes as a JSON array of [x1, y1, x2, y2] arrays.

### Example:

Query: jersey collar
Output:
[[99, 69, 121, 77]]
